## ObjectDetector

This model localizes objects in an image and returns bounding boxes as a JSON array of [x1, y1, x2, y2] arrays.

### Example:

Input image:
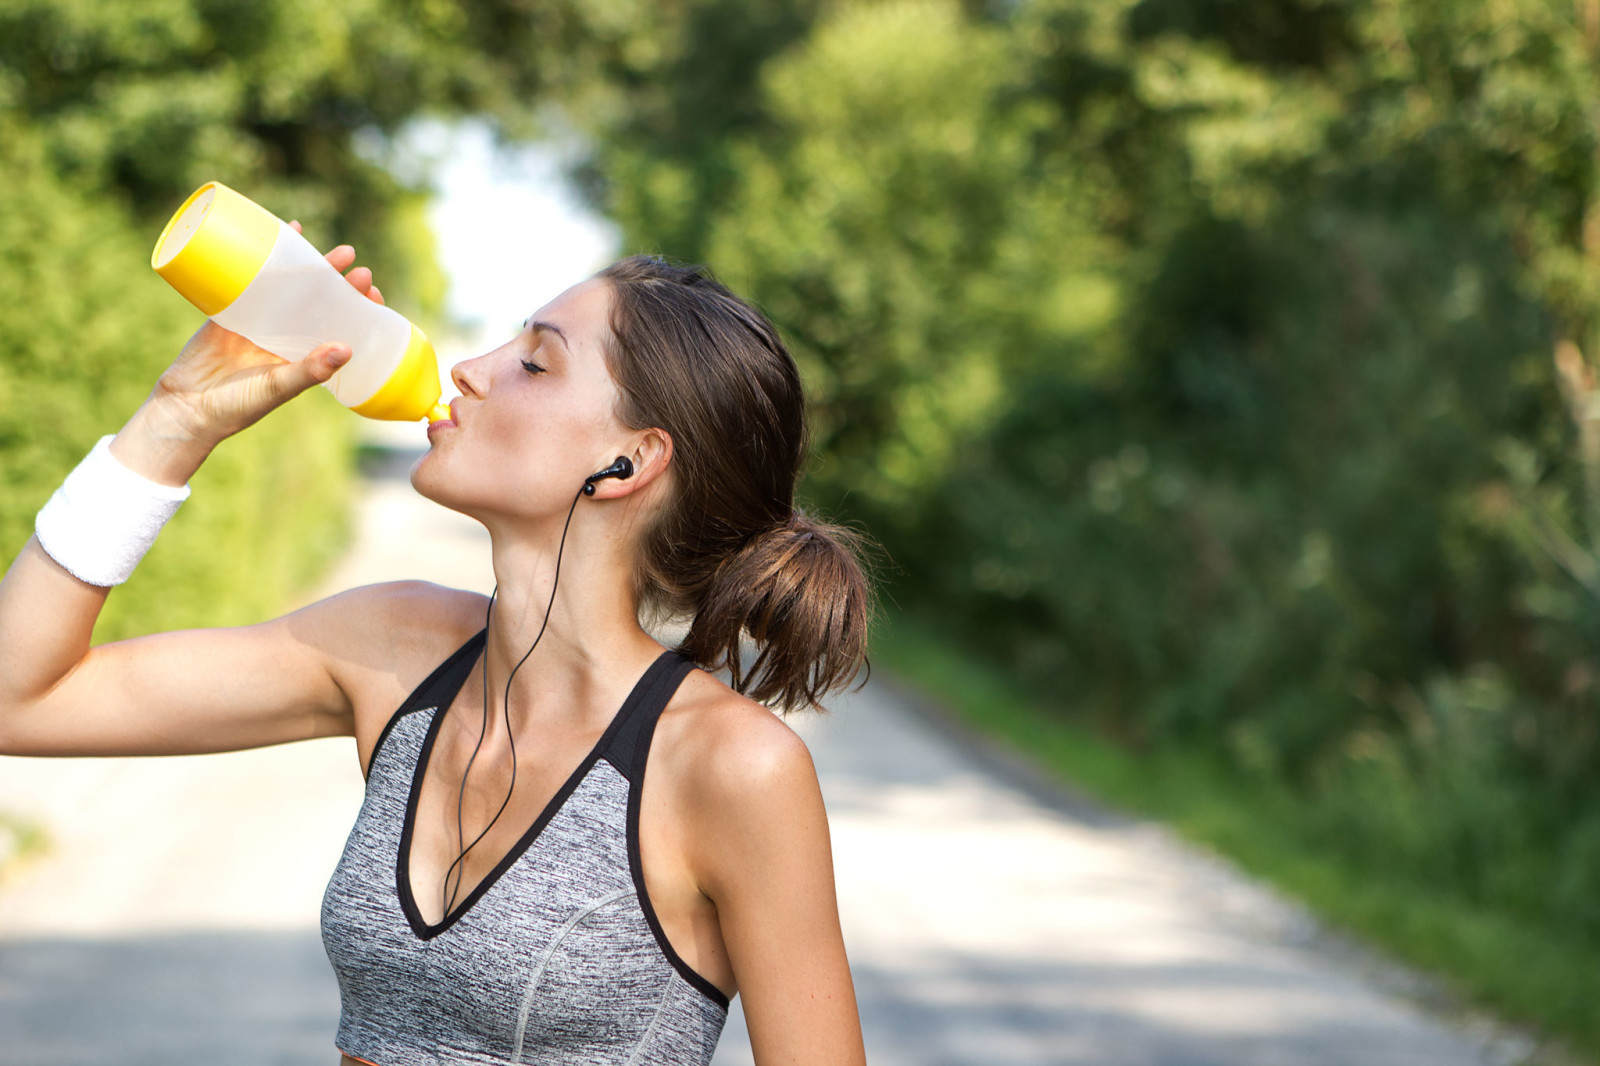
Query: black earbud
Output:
[[581, 456, 634, 496]]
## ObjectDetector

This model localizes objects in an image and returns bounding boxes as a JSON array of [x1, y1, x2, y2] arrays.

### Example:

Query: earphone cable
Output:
[[442, 482, 587, 919], [443, 587, 496, 919]]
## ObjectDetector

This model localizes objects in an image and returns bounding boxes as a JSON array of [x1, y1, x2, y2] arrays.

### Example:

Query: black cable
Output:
[[441, 586, 496, 921], [441, 481, 588, 920]]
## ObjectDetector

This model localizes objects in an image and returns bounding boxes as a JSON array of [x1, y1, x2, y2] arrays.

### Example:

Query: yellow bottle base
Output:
[[350, 325, 444, 422]]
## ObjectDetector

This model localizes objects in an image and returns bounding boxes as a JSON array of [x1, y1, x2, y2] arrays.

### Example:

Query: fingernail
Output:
[[329, 347, 352, 366]]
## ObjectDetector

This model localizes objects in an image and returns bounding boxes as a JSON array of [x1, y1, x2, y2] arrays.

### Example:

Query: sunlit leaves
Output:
[[703, 0, 1109, 504]]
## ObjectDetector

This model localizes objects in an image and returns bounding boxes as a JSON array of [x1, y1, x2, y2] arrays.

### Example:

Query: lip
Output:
[[426, 404, 457, 440]]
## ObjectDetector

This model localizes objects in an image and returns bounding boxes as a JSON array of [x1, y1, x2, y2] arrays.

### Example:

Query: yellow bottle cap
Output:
[[350, 325, 447, 422], [151, 182, 281, 316]]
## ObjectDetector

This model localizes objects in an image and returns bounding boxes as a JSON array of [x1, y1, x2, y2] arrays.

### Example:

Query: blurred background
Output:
[[1, 0, 1598, 1059]]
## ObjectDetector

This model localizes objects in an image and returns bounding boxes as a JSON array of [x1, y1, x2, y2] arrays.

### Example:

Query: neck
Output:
[[477, 496, 662, 735]]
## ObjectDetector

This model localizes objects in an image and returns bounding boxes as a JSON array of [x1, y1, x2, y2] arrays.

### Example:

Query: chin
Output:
[[409, 449, 455, 507], [409, 450, 493, 523]]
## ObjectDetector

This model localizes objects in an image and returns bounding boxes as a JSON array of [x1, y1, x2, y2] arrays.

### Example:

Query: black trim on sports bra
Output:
[[363, 629, 488, 782], [623, 656, 734, 1011], [395, 647, 685, 941]]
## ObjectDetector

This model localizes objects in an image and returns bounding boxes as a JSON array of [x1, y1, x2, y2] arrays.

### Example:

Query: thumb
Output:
[[267, 343, 351, 401], [311, 343, 353, 380]]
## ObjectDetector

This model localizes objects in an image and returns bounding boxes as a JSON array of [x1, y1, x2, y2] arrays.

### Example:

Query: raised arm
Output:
[[0, 238, 381, 759]]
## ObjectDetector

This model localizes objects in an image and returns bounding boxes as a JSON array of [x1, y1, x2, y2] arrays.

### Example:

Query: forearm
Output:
[[107, 395, 215, 487]]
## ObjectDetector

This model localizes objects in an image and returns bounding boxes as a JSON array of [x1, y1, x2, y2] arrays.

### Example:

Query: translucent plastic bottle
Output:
[[151, 181, 451, 423]]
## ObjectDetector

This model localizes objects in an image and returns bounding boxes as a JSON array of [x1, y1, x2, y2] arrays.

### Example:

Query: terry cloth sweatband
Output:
[[34, 435, 192, 587]]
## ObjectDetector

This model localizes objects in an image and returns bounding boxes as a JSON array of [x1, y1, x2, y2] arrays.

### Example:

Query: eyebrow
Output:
[[526, 319, 569, 348]]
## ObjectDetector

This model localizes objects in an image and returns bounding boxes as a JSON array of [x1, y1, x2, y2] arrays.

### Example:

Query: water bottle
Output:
[[151, 181, 451, 423]]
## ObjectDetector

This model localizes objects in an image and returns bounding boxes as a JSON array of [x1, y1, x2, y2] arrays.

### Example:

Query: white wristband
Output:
[[34, 435, 192, 587]]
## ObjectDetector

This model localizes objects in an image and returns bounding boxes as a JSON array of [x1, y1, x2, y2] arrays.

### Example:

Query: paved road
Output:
[[0, 451, 1530, 1064]]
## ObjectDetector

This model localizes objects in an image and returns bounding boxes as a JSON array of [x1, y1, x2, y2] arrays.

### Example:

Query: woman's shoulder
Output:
[[654, 665, 833, 904], [299, 579, 487, 667], [655, 665, 822, 813], [290, 580, 488, 749]]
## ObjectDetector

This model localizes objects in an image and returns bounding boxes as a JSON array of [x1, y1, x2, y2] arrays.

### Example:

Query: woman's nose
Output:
[[451, 354, 486, 397]]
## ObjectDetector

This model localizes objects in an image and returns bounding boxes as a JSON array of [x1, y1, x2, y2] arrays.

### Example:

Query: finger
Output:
[[289, 220, 303, 233], [344, 265, 374, 293], [367, 284, 385, 306], [325, 244, 356, 273]]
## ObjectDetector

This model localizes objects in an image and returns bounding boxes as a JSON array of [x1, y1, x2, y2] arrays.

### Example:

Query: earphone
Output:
[[441, 456, 636, 919], [583, 456, 634, 495]]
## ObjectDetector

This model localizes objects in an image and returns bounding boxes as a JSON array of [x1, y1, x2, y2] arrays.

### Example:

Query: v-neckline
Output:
[[395, 645, 676, 941]]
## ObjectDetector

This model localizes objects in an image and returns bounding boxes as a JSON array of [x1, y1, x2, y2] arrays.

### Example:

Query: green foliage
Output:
[[574, 0, 825, 261], [704, 1, 1078, 504], [0, 0, 492, 323]]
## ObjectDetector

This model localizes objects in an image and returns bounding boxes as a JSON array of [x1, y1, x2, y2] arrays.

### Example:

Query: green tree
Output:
[[703, 0, 1115, 512]]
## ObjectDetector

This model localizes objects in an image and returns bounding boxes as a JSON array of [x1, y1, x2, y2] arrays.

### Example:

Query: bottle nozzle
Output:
[[427, 402, 452, 424]]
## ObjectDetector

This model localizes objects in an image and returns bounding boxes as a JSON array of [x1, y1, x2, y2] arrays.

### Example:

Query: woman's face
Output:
[[411, 277, 631, 524]]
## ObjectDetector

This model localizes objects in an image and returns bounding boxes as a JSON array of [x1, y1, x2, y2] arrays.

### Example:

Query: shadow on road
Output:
[[0, 929, 1498, 1066], [0, 930, 339, 1065]]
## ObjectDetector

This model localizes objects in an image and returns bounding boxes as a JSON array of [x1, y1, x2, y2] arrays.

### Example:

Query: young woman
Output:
[[0, 239, 874, 1065]]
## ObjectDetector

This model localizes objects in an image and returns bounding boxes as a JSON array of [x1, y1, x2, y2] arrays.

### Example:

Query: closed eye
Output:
[[521, 359, 546, 375]]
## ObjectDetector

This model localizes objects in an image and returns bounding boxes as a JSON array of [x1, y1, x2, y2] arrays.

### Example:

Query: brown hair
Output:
[[597, 255, 875, 713]]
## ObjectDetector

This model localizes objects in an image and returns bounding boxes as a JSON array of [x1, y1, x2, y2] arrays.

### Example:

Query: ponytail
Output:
[[680, 508, 875, 714]]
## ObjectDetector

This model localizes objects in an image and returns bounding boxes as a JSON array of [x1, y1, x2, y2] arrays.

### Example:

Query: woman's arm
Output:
[[0, 239, 387, 759], [691, 716, 868, 1065]]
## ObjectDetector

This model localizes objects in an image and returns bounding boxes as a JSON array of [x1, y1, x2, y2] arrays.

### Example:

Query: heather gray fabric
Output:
[[321, 630, 730, 1065]]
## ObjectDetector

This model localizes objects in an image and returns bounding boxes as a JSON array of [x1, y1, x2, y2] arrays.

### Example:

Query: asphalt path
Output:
[[0, 449, 1532, 1064]]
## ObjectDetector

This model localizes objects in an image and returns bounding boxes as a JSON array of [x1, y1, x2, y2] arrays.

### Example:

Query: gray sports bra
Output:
[[321, 630, 730, 1065]]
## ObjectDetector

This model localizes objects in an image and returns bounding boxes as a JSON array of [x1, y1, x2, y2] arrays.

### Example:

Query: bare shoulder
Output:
[[656, 665, 844, 921], [278, 580, 487, 760], [658, 668, 819, 800], [653, 668, 827, 892]]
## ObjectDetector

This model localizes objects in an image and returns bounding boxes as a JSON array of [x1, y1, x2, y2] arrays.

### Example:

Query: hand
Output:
[[149, 222, 385, 448]]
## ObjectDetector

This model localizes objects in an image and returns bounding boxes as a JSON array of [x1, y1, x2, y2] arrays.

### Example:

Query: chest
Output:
[[321, 707, 731, 1063], [405, 719, 632, 930]]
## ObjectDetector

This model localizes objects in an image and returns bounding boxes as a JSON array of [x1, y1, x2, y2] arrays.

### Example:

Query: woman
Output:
[[0, 237, 874, 1065]]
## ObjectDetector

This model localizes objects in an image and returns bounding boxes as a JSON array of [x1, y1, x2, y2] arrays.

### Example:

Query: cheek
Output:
[[478, 403, 600, 496]]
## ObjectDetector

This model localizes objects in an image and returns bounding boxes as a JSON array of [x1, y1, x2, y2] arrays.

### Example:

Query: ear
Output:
[[588, 427, 673, 501]]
